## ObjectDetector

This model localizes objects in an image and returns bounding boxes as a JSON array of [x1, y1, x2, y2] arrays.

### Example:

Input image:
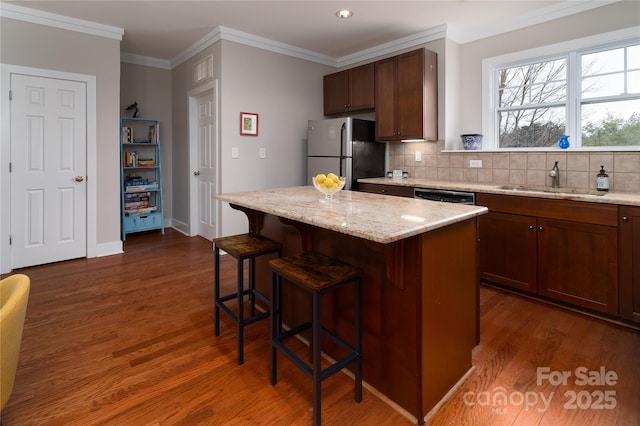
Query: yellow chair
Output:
[[0, 274, 30, 413]]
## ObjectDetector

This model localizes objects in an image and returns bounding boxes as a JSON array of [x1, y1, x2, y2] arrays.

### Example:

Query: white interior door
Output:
[[196, 91, 216, 241], [10, 74, 87, 268]]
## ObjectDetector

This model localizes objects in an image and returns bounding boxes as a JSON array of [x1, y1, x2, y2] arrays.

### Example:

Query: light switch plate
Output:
[[231, 147, 239, 158], [415, 151, 422, 162], [470, 159, 482, 168], [259, 147, 266, 158]]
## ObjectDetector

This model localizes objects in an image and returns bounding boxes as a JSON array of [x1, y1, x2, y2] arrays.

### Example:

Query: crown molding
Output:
[[2, 0, 623, 71], [120, 53, 172, 70], [0, 2, 123, 40], [336, 24, 448, 68], [448, 0, 620, 44], [170, 26, 337, 69]]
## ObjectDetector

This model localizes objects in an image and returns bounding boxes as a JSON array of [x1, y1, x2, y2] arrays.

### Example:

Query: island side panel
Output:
[[310, 227, 424, 419], [421, 218, 478, 417]]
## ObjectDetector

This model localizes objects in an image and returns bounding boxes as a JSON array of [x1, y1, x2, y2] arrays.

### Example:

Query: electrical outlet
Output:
[[231, 147, 239, 159], [415, 151, 422, 162], [469, 160, 482, 168], [259, 147, 266, 158]]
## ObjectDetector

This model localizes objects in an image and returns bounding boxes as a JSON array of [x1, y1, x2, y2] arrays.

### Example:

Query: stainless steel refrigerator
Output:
[[306, 117, 385, 190]]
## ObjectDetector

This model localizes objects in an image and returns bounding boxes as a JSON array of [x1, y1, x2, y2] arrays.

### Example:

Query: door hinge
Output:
[[9, 90, 12, 101], [9, 235, 12, 246], [9, 162, 11, 173]]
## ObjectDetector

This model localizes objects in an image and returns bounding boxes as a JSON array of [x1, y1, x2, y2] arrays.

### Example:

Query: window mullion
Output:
[[568, 51, 580, 147]]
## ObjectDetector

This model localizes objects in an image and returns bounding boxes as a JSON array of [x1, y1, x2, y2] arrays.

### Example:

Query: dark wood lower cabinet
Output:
[[620, 206, 640, 323], [358, 182, 414, 197], [537, 217, 618, 315], [477, 193, 620, 317], [478, 211, 537, 293]]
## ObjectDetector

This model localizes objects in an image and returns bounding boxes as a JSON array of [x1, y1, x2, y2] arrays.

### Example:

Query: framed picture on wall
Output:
[[240, 112, 258, 136]]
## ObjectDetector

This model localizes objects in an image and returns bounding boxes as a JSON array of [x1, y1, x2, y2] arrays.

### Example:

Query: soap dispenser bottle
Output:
[[596, 165, 609, 192]]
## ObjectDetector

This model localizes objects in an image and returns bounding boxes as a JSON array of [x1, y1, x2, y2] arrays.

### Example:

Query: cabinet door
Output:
[[374, 57, 399, 141], [537, 218, 618, 315], [323, 70, 349, 115], [478, 211, 537, 293], [348, 63, 375, 112], [620, 206, 640, 322], [396, 49, 425, 140]]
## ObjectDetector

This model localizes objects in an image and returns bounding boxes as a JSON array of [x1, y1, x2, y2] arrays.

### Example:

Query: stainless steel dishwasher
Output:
[[414, 188, 476, 205]]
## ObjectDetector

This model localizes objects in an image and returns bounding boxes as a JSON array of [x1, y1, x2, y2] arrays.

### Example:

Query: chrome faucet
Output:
[[549, 161, 559, 188]]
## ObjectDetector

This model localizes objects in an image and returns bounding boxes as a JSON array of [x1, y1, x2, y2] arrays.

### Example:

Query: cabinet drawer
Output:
[[359, 183, 414, 198], [476, 193, 618, 226], [123, 212, 163, 232]]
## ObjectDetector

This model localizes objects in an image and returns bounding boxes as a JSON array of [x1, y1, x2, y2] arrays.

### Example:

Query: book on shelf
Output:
[[149, 124, 157, 144], [125, 183, 159, 192], [122, 126, 133, 143], [124, 206, 158, 215], [123, 151, 138, 167], [136, 158, 155, 167], [124, 191, 151, 201]]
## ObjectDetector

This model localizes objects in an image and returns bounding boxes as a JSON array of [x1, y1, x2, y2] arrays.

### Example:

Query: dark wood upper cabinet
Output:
[[374, 48, 438, 142], [323, 63, 374, 116], [620, 206, 640, 323]]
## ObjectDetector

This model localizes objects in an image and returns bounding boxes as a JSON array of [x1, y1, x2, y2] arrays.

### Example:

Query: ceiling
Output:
[[2, 1, 617, 64]]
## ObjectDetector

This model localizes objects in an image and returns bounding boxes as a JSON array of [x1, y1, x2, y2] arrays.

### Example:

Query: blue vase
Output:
[[558, 135, 570, 149]]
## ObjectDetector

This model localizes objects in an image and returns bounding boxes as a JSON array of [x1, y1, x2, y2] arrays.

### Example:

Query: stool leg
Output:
[[214, 246, 221, 336], [249, 257, 256, 317], [270, 270, 279, 386], [355, 278, 362, 403], [237, 258, 245, 365], [312, 290, 322, 426]]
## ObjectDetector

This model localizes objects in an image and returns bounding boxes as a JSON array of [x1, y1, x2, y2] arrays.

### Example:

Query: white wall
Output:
[[218, 41, 332, 236], [120, 63, 173, 223], [0, 17, 121, 256], [458, 1, 640, 140], [171, 40, 333, 238]]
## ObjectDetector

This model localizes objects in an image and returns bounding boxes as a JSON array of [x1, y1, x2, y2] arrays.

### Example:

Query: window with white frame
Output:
[[484, 30, 640, 150]]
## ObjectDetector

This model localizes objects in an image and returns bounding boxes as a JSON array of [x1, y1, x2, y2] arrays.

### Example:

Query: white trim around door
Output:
[[187, 79, 221, 239], [0, 64, 97, 274]]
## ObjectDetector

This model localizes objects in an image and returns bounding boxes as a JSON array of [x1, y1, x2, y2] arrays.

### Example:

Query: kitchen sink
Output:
[[498, 185, 607, 196]]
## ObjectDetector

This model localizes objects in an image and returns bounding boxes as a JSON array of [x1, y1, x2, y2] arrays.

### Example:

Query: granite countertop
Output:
[[215, 186, 487, 244], [359, 177, 640, 207]]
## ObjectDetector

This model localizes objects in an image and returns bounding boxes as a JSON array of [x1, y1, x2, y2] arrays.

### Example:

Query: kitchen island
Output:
[[215, 186, 487, 424]]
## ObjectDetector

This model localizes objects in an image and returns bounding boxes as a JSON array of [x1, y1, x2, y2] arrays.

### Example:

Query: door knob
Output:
[[194, 171, 200, 176], [74, 176, 84, 182]]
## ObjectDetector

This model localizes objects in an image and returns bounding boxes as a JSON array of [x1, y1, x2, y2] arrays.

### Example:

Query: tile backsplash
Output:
[[388, 141, 640, 193]]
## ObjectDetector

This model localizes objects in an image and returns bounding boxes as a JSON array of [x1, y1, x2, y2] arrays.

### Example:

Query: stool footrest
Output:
[[272, 339, 359, 382]]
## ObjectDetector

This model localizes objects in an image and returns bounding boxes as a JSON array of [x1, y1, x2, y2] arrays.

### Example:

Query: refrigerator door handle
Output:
[[339, 122, 346, 176]]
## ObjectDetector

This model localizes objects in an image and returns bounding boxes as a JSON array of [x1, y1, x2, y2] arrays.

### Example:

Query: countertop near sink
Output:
[[358, 177, 640, 207]]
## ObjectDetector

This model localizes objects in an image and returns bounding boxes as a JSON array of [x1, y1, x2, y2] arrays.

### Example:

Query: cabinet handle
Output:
[[529, 225, 534, 230], [194, 171, 200, 176], [539, 226, 543, 231], [622, 216, 629, 222]]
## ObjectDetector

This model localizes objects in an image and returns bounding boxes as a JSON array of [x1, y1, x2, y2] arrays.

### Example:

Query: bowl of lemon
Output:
[[312, 173, 346, 201]]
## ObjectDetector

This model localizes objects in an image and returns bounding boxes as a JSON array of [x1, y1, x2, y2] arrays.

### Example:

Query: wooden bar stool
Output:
[[214, 233, 282, 365], [269, 251, 362, 426]]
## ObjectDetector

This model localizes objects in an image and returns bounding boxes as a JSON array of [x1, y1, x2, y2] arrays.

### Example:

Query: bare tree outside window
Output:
[[494, 42, 639, 149], [497, 59, 567, 148]]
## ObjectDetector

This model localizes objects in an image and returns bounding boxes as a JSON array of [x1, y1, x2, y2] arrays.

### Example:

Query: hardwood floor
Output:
[[1, 229, 638, 425]]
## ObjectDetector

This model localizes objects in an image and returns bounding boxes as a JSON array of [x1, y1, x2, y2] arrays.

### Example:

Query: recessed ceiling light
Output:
[[336, 9, 353, 19]]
